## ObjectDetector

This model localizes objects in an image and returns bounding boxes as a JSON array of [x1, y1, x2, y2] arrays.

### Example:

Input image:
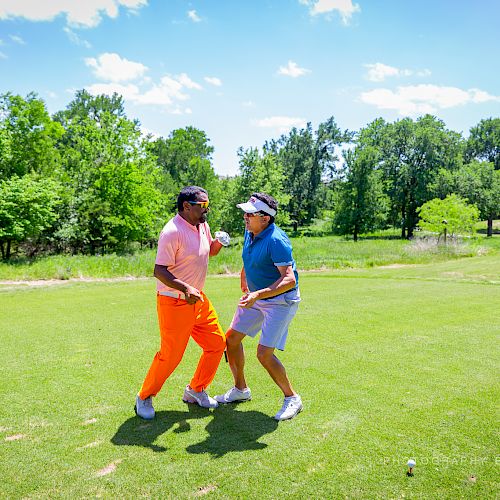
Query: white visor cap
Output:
[[236, 196, 277, 217]]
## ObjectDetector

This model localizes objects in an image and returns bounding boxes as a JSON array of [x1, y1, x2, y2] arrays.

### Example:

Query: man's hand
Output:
[[185, 285, 203, 304], [215, 231, 230, 247], [238, 291, 259, 308]]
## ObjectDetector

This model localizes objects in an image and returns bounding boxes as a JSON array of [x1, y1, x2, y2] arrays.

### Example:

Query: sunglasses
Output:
[[244, 211, 266, 217], [188, 200, 210, 209]]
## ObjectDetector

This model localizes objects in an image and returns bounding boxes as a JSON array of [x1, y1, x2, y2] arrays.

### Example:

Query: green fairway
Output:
[[1, 257, 499, 498]]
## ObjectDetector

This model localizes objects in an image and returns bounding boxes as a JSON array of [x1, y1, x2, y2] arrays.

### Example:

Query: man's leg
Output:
[[138, 297, 193, 400], [256, 344, 296, 397], [257, 344, 302, 421], [226, 329, 248, 390], [189, 295, 226, 392]]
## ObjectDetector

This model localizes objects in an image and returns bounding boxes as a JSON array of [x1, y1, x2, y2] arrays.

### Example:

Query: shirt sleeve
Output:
[[155, 227, 178, 267], [270, 236, 293, 267]]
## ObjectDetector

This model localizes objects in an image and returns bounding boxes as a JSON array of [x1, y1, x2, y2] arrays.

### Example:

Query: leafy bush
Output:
[[417, 195, 479, 239]]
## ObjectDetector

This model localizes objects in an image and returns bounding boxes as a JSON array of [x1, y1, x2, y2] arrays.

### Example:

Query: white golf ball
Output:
[[407, 459, 416, 468]]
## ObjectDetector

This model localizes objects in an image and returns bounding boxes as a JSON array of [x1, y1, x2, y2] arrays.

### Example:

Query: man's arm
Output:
[[154, 264, 203, 304], [238, 265, 296, 308], [240, 267, 249, 293], [209, 239, 223, 256]]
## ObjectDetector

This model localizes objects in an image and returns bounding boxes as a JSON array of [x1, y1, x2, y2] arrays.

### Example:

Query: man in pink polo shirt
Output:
[[135, 186, 229, 419]]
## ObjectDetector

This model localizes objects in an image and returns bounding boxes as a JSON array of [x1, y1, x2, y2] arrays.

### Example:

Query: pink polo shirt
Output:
[[155, 213, 214, 292]]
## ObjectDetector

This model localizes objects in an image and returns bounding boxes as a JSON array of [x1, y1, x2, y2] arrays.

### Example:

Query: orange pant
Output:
[[139, 293, 226, 398]]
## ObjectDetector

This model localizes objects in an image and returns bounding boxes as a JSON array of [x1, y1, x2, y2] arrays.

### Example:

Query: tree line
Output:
[[0, 90, 499, 259]]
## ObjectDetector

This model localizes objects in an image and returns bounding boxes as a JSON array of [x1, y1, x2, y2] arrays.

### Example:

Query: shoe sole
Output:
[[182, 396, 218, 409], [215, 396, 252, 404], [274, 405, 303, 421]]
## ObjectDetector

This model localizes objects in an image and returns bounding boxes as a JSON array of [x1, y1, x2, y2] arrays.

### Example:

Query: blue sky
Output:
[[1, 0, 499, 175]]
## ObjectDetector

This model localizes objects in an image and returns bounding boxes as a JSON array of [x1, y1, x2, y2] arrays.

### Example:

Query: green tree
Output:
[[433, 160, 500, 236], [0, 92, 64, 179], [270, 117, 352, 228], [333, 146, 388, 241], [146, 126, 222, 230], [417, 194, 479, 240], [466, 118, 500, 170], [148, 126, 214, 189], [0, 175, 62, 259], [54, 91, 165, 254], [223, 148, 290, 234], [360, 116, 463, 238]]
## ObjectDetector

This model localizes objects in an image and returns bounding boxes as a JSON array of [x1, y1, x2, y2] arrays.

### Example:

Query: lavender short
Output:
[[229, 288, 300, 351]]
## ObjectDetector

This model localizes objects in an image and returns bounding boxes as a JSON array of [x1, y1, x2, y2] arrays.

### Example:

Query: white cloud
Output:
[[360, 84, 500, 115], [0, 51, 7, 59], [0, 0, 148, 28], [204, 76, 222, 86], [85, 53, 148, 82], [135, 75, 189, 105], [9, 35, 25, 45], [365, 62, 432, 82], [86, 82, 141, 102], [254, 116, 307, 134], [46, 91, 57, 99], [177, 73, 202, 90], [301, 0, 360, 24], [64, 27, 91, 48], [187, 10, 201, 22], [469, 88, 499, 103], [365, 63, 400, 82], [242, 100, 255, 108], [416, 69, 432, 77], [86, 72, 200, 114], [278, 60, 311, 78]]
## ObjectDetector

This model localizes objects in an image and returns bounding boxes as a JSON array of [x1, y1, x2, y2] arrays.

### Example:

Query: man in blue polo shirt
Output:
[[215, 193, 302, 420]]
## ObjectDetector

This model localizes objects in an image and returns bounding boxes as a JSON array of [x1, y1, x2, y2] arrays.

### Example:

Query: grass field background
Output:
[[1, 253, 499, 498], [1, 233, 499, 281]]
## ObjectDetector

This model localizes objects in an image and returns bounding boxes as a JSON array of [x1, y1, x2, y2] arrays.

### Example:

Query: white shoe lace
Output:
[[279, 397, 300, 415]]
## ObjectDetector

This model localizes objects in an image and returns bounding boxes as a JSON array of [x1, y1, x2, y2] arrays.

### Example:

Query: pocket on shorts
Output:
[[284, 288, 301, 306]]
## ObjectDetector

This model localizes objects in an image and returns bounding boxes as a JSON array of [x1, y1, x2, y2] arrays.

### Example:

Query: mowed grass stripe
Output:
[[1, 263, 498, 498]]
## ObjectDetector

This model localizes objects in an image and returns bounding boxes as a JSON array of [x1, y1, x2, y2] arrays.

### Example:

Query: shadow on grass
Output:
[[186, 403, 278, 458], [111, 403, 277, 456]]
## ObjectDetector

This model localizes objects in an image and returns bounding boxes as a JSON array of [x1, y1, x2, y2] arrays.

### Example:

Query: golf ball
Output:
[[407, 459, 416, 468]]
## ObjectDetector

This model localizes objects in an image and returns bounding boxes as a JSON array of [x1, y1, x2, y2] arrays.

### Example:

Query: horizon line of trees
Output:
[[0, 90, 499, 260]]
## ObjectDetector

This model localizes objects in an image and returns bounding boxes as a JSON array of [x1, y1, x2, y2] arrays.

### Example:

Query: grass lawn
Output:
[[0, 234, 499, 280], [1, 255, 499, 498]]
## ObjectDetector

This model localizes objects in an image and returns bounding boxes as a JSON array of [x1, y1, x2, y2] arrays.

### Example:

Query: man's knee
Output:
[[205, 333, 226, 353], [256, 345, 274, 366], [226, 329, 244, 349]]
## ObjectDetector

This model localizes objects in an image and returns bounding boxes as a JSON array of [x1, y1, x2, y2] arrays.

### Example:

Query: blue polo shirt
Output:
[[242, 223, 299, 292]]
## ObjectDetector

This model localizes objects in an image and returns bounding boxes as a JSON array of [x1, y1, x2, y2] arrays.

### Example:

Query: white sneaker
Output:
[[135, 394, 155, 420], [182, 386, 219, 409], [274, 394, 302, 421], [214, 386, 252, 404]]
